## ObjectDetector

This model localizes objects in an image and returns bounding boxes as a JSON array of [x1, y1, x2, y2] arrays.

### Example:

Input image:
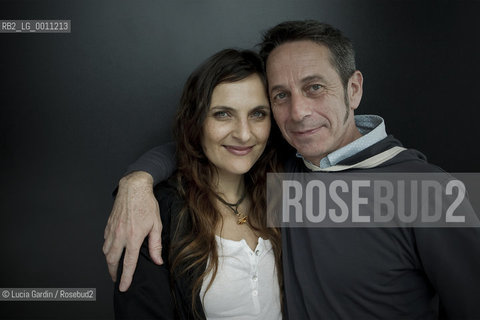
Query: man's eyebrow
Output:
[[301, 75, 327, 84], [269, 74, 327, 93], [269, 84, 285, 93]]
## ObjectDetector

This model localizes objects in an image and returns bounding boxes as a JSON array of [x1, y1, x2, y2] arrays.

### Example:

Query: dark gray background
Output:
[[1, 0, 479, 318]]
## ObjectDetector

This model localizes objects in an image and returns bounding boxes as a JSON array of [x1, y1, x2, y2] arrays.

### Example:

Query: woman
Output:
[[114, 49, 283, 319]]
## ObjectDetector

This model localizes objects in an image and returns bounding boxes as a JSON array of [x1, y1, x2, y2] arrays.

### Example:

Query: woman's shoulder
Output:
[[153, 175, 184, 227], [154, 176, 180, 202]]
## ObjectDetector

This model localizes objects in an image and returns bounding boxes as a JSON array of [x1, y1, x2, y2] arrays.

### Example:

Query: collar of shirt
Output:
[[296, 114, 387, 169]]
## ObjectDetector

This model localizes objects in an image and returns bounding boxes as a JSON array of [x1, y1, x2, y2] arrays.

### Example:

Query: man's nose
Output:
[[290, 92, 312, 122]]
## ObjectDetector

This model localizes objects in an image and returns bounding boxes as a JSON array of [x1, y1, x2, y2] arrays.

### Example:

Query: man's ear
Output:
[[348, 70, 363, 110]]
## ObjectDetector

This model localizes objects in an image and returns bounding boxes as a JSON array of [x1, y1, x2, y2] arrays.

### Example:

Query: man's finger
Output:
[[103, 234, 117, 281], [102, 232, 113, 256], [119, 246, 140, 292], [148, 221, 163, 265], [104, 214, 114, 240], [106, 260, 118, 283], [105, 239, 125, 281]]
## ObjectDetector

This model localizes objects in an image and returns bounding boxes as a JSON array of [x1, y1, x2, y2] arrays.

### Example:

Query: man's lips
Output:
[[291, 126, 322, 136], [223, 145, 254, 156]]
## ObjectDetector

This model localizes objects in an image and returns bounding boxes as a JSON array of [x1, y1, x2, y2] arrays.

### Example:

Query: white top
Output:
[[200, 235, 282, 320]]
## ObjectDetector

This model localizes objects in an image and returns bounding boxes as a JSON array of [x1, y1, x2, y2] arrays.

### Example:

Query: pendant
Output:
[[237, 216, 248, 225]]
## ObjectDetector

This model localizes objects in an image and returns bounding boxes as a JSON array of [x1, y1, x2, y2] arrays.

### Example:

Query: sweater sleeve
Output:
[[124, 141, 177, 185]]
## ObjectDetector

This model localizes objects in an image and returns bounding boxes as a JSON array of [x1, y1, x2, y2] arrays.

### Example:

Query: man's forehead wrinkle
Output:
[[267, 42, 331, 92], [268, 62, 310, 90], [268, 68, 302, 93]]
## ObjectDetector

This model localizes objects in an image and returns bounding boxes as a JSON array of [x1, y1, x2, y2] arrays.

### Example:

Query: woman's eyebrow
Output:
[[210, 105, 270, 112], [210, 106, 236, 111], [251, 105, 270, 111]]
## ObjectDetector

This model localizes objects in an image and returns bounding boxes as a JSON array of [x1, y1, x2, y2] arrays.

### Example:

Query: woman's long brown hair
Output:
[[170, 49, 283, 318]]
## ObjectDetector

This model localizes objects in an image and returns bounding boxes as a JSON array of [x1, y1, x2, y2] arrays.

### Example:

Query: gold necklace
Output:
[[215, 190, 248, 224]]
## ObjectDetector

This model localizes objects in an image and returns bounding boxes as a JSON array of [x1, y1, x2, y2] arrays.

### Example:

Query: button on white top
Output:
[[200, 236, 281, 320]]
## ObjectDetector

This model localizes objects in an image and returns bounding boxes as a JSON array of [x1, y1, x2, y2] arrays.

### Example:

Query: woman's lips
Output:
[[224, 145, 254, 156]]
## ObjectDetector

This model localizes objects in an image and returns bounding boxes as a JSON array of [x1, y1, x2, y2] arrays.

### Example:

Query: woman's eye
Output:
[[251, 110, 267, 119], [213, 111, 229, 119]]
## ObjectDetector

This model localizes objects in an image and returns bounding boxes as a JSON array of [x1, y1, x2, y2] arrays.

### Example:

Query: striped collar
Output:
[[296, 115, 387, 169]]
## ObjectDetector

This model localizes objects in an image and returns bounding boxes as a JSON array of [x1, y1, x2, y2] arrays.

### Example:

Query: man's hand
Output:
[[103, 171, 163, 292]]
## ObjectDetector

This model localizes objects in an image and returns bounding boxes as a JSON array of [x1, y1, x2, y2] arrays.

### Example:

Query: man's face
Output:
[[266, 40, 363, 165]]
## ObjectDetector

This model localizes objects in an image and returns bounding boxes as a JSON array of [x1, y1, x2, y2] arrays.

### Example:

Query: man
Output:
[[104, 20, 480, 319]]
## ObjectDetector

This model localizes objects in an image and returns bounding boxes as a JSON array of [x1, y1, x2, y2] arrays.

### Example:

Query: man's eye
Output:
[[274, 92, 287, 100], [309, 84, 323, 92]]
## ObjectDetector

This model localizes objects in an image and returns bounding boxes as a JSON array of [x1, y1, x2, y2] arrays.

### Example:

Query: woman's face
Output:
[[201, 73, 271, 178]]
